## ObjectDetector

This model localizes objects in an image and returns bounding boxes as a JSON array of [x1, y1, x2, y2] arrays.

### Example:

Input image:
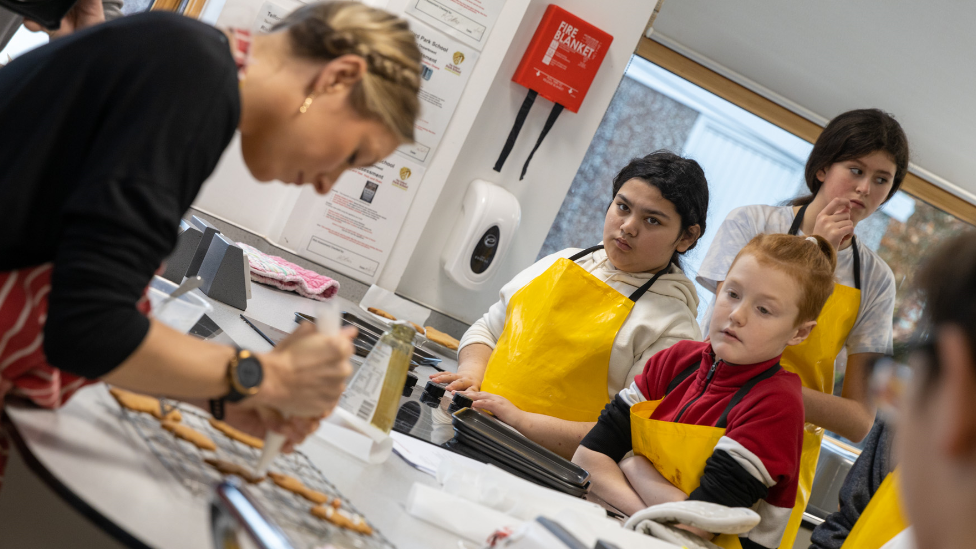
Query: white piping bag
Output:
[[254, 301, 341, 475]]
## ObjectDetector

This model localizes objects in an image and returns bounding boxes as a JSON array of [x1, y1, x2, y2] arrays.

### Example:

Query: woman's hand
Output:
[[254, 322, 356, 418], [461, 391, 526, 430], [24, 0, 105, 38], [813, 197, 855, 250], [429, 371, 480, 392], [222, 403, 323, 453]]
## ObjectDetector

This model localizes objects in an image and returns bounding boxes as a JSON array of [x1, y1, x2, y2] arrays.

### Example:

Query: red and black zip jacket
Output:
[[580, 340, 804, 549]]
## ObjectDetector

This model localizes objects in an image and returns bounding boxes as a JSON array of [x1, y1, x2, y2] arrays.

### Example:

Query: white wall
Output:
[[194, 0, 657, 324], [395, 0, 658, 323]]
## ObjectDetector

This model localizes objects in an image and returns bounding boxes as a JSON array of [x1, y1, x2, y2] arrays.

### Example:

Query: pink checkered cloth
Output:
[[238, 243, 339, 301]]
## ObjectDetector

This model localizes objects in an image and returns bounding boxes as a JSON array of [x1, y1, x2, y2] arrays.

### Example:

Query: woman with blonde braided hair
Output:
[[0, 0, 422, 481]]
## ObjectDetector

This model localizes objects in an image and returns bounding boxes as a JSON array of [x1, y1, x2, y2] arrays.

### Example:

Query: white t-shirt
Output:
[[696, 205, 895, 356]]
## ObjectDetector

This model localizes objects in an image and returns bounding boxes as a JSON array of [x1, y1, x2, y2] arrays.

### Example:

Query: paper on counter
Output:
[[406, 483, 524, 543], [435, 456, 605, 522], [314, 408, 393, 464], [359, 284, 431, 326], [391, 431, 482, 476]]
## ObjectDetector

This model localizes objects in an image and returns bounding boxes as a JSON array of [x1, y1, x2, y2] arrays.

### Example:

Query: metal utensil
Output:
[[156, 275, 204, 312]]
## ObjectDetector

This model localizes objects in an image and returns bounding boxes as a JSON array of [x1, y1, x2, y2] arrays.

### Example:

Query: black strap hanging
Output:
[[493, 90, 538, 172], [519, 103, 564, 181], [567, 245, 667, 303], [715, 364, 782, 429], [789, 204, 861, 290], [666, 361, 701, 396], [493, 88, 565, 180], [659, 358, 781, 429], [568, 244, 605, 262], [628, 265, 668, 302]]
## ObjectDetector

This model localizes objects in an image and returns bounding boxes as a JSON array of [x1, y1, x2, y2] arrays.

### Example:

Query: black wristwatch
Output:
[[210, 348, 263, 420]]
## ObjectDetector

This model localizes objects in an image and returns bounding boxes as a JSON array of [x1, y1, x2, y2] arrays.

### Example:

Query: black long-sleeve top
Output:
[[0, 13, 240, 378]]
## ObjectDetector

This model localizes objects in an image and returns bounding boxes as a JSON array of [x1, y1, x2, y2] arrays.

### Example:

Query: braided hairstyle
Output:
[[273, 1, 422, 143]]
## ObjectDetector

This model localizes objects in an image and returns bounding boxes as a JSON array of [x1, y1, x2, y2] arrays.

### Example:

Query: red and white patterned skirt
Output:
[[0, 264, 150, 489]]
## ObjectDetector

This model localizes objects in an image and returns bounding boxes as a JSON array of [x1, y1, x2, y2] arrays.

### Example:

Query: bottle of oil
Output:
[[338, 321, 415, 433]]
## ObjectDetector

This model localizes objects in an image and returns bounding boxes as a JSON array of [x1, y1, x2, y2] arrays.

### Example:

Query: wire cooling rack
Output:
[[116, 400, 396, 549]]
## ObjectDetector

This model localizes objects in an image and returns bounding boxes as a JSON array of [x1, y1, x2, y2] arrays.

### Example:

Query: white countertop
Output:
[[3, 282, 464, 549]]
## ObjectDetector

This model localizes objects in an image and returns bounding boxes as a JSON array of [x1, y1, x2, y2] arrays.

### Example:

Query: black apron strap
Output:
[[787, 204, 807, 236], [566, 245, 666, 301], [568, 245, 605, 262], [789, 203, 861, 290], [493, 89, 537, 173], [715, 363, 782, 429], [628, 264, 669, 302], [666, 361, 700, 396], [519, 103, 565, 181]]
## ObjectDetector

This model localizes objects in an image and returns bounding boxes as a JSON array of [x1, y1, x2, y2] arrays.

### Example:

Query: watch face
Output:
[[237, 358, 263, 390]]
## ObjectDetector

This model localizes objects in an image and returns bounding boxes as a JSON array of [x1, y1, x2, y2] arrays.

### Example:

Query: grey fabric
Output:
[[809, 420, 894, 549], [0, 7, 23, 53], [103, 0, 125, 20]]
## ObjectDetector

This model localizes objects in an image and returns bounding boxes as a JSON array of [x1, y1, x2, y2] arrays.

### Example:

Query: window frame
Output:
[[635, 37, 976, 226]]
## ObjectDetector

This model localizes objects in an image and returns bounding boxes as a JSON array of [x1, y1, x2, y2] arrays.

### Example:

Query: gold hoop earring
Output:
[[299, 95, 314, 114]]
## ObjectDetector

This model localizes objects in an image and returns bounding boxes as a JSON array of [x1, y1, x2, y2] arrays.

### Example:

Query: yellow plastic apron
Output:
[[840, 469, 908, 549], [630, 361, 782, 549], [481, 245, 666, 422], [778, 205, 863, 549]]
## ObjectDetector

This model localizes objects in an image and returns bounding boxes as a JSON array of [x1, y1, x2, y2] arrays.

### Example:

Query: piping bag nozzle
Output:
[[253, 301, 341, 475]]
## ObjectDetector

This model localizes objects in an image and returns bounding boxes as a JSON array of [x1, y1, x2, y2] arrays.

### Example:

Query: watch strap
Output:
[[209, 398, 225, 420]]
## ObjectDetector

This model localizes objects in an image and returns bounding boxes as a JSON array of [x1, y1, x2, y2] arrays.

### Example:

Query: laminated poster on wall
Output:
[[294, 156, 426, 284], [404, 0, 505, 51], [213, 0, 389, 33], [396, 19, 479, 166]]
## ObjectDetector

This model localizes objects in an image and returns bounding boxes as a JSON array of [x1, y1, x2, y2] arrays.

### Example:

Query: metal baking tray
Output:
[[451, 407, 590, 488], [241, 315, 377, 362], [448, 430, 590, 498], [294, 312, 444, 370]]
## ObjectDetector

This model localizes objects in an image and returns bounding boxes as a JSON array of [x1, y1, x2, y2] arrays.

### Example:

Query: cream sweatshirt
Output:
[[460, 247, 702, 399]]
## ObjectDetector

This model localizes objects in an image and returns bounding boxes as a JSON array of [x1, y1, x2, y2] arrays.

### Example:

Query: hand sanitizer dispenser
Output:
[[443, 180, 521, 290]]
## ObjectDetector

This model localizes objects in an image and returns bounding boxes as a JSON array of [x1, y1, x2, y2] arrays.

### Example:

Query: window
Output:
[[541, 47, 972, 424], [540, 56, 814, 320]]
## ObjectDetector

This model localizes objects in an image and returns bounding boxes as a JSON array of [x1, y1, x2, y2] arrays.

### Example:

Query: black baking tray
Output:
[[295, 311, 444, 369], [451, 424, 591, 495], [243, 314, 433, 369], [450, 429, 590, 497], [451, 407, 590, 487], [443, 438, 589, 498]]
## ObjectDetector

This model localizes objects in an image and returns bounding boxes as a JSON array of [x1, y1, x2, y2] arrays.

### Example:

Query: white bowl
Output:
[[147, 276, 213, 334]]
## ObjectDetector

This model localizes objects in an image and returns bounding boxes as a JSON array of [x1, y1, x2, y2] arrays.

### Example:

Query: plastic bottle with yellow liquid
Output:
[[338, 321, 415, 434]]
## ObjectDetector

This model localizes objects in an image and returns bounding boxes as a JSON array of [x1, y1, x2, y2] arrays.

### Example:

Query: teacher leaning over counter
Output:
[[0, 1, 422, 472]]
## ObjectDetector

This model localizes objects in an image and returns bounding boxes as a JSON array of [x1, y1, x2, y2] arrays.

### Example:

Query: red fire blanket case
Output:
[[493, 5, 613, 179]]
